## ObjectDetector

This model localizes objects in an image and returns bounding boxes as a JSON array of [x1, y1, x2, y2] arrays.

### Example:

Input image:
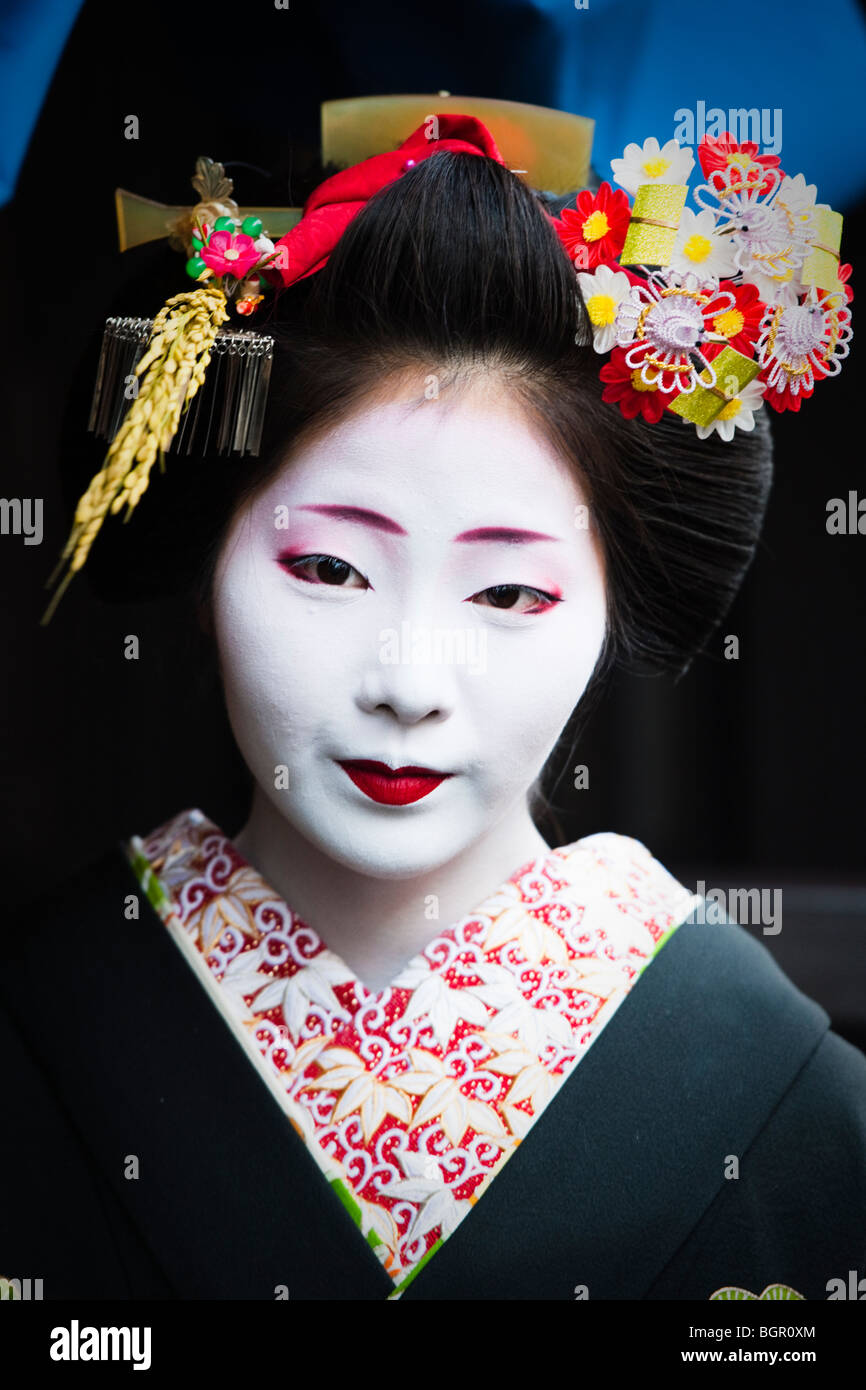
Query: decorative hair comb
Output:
[[553, 133, 853, 438]]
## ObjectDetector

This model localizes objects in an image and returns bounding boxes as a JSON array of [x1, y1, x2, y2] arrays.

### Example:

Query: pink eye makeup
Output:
[[277, 551, 370, 588], [277, 550, 563, 617], [469, 584, 563, 615]]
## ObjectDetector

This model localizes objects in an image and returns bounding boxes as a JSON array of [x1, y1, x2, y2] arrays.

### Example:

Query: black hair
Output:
[[56, 149, 773, 835]]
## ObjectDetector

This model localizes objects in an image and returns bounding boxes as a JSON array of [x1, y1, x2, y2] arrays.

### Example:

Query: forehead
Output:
[[256, 378, 588, 526]]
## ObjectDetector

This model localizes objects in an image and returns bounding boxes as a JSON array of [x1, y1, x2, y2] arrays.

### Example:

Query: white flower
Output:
[[669, 208, 737, 279], [470, 962, 576, 1051], [382, 1153, 474, 1248], [248, 950, 356, 1036], [393, 964, 489, 1049], [774, 173, 818, 217], [576, 264, 634, 353], [696, 378, 766, 441], [611, 137, 694, 196], [254, 234, 275, 256]]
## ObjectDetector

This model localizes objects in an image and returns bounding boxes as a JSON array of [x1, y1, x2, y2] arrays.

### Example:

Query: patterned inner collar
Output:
[[127, 807, 699, 1297]]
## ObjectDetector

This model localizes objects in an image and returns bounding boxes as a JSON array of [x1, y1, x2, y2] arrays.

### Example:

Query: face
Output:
[[211, 372, 607, 878]]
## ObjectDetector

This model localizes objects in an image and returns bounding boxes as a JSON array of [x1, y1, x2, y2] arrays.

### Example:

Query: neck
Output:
[[233, 789, 552, 993]]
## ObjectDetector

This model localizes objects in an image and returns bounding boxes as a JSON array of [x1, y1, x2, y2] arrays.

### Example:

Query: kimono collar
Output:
[[127, 808, 700, 1296]]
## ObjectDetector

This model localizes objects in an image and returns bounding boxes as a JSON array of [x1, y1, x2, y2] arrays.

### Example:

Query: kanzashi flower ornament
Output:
[[554, 131, 854, 438], [556, 181, 631, 268], [614, 268, 736, 395], [758, 294, 852, 400]]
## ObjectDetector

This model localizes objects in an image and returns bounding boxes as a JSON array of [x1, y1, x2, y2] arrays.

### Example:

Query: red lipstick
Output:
[[337, 759, 452, 805]]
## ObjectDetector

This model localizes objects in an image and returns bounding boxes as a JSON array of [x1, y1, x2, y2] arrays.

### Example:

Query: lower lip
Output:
[[338, 761, 452, 806]]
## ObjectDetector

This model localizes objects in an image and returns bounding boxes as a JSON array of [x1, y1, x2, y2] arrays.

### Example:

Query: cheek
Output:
[[213, 559, 300, 742], [213, 553, 363, 760], [474, 607, 606, 788]]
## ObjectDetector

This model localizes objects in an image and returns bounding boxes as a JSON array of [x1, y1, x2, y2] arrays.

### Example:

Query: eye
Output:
[[278, 553, 369, 588], [469, 584, 562, 615]]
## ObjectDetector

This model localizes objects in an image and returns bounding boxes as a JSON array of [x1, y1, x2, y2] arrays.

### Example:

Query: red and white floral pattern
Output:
[[127, 809, 700, 1296]]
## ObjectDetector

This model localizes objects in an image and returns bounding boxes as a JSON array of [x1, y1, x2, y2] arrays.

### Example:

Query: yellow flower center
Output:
[[726, 152, 753, 170], [581, 210, 611, 242], [224, 248, 239, 260], [642, 156, 671, 179], [630, 370, 657, 393], [586, 293, 618, 326], [718, 397, 742, 420], [713, 308, 745, 338], [683, 234, 713, 263]]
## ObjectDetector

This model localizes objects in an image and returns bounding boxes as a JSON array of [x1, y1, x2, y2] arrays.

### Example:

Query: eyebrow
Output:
[[454, 526, 560, 544], [295, 505, 560, 544], [297, 504, 407, 534]]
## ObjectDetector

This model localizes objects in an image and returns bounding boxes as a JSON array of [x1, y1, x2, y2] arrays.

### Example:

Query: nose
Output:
[[355, 623, 461, 725]]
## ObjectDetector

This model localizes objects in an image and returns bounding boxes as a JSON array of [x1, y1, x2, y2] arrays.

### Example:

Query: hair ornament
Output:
[[42, 106, 853, 624], [42, 116, 516, 623], [41, 157, 287, 623], [552, 131, 854, 438]]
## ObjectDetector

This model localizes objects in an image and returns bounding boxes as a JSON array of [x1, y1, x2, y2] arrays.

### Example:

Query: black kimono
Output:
[[2, 808, 865, 1301]]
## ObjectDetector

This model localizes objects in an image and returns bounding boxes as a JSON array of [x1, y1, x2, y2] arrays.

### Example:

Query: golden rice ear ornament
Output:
[[42, 152, 285, 624], [42, 285, 231, 623]]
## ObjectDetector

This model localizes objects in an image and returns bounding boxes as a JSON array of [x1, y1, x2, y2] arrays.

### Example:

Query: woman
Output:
[[2, 109, 864, 1302]]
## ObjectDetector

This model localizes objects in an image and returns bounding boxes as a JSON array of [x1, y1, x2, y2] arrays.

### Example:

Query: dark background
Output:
[[1, 0, 864, 1049]]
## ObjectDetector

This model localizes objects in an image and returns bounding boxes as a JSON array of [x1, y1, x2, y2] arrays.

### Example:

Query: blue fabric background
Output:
[[3, 0, 866, 207]]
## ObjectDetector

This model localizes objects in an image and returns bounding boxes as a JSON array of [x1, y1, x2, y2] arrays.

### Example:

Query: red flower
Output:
[[706, 281, 766, 356], [599, 347, 674, 423], [834, 262, 856, 304], [698, 133, 783, 197], [759, 374, 814, 413], [201, 229, 261, 280], [554, 182, 631, 269]]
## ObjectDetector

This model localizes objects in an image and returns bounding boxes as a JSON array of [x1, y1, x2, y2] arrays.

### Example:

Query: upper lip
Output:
[[337, 758, 451, 777]]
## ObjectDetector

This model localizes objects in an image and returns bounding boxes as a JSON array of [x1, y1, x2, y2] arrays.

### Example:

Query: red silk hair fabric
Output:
[[269, 113, 506, 288]]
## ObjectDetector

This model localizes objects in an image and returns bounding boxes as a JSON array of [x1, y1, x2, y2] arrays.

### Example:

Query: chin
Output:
[[284, 802, 483, 881]]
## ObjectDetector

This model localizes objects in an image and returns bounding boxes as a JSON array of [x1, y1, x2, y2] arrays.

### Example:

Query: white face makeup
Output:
[[212, 373, 608, 880]]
